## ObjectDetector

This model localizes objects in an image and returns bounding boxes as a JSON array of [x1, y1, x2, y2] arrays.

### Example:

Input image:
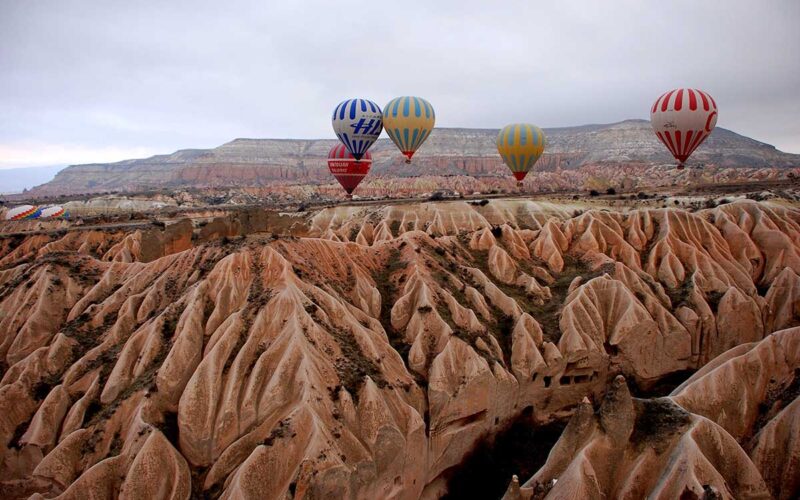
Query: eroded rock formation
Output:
[[505, 327, 800, 500], [0, 199, 797, 498]]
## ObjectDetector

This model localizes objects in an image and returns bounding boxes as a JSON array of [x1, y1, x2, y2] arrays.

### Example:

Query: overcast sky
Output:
[[1, 0, 798, 169]]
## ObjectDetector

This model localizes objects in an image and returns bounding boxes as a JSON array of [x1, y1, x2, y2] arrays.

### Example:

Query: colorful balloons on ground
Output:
[[4, 205, 68, 220], [40, 206, 67, 218], [327, 144, 371, 197], [650, 88, 718, 169], [383, 96, 435, 163], [496, 123, 546, 185], [5, 205, 41, 220], [331, 98, 383, 160]]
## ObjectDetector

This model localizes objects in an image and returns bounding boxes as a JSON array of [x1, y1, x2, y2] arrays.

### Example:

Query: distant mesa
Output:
[[25, 120, 800, 196]]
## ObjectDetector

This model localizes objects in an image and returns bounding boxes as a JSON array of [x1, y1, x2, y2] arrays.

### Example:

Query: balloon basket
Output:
[[677, 164, 685, 171], [404, 158, 411, 164]]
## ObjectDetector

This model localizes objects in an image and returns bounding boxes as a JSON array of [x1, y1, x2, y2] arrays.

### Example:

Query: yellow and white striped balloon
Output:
[[496, 123, 545, 184], [383, 96, 435, 163]]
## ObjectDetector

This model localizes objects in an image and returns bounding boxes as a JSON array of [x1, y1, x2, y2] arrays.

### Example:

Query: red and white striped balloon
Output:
[[650, 88, 717, 169]]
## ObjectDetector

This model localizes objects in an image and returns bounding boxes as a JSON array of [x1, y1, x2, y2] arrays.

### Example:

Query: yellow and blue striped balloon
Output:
[[496, 123, 546, 184], [383, 96, 435, 163]]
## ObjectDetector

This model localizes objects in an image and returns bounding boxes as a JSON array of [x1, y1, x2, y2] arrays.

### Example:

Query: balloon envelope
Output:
[[383, 96, 435, 162], [331, 99, 383, 160], [40, 206, 66, 218], [5, 205, 41, 220], [496, 124, 546, 182], [650, 88, 717, 168], [327, 144, 371, 195]]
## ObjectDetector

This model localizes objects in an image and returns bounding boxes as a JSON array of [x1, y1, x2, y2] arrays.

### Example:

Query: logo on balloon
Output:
[[350, 118, 380, 135]]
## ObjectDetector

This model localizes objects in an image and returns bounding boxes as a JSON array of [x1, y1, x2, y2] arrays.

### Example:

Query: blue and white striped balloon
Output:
[[331, 98, 383, 160]]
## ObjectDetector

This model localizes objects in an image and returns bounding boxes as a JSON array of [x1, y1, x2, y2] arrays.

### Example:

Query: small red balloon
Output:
[[327, 144, 371, 195]]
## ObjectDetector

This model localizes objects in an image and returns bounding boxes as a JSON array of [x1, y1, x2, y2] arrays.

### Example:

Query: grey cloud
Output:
[[1, 0, 798, 168]]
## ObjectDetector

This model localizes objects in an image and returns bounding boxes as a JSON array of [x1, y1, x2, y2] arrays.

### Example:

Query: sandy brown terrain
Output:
[[0, 196, 798, 499]]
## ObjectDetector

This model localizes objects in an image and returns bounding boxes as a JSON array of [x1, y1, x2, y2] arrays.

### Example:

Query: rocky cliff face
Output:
[[30, 121, 800, 195], [0, 199, 798, 499]]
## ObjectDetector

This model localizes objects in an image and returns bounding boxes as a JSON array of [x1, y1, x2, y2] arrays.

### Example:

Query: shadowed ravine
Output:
[[442, 413, 567, 500]]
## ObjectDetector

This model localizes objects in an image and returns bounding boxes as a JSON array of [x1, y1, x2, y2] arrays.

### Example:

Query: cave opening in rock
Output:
[[441, 412, 567, 500]]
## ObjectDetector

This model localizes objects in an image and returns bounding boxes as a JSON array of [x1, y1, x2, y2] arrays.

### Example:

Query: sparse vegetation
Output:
[[704, 289, 726, 313], [374, 247, 410, 365], [263, 418, 294, 446], [329, 324, 388, 403], [664, 278, 694, 310], [630, 398, 691, 451]]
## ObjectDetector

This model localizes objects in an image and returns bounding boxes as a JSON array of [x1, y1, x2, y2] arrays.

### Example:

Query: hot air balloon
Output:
[[327, 144, 371, 198], [5, 205, 41, 220], [40, 205, 67, 218], [331, 99, 383, 160], [496, 124, 546, 186], [650, 88, 717, 169], [383, 96, 435, 163]]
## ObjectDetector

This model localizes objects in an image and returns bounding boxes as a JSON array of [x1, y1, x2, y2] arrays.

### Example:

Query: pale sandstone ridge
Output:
[[0, 199, 798, 499]]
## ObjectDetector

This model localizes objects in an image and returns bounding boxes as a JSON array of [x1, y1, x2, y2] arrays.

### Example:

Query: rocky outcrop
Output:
[[672, 327, 800, 500], [505, 327, 800, 500], [503, 375, 772, 500]]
